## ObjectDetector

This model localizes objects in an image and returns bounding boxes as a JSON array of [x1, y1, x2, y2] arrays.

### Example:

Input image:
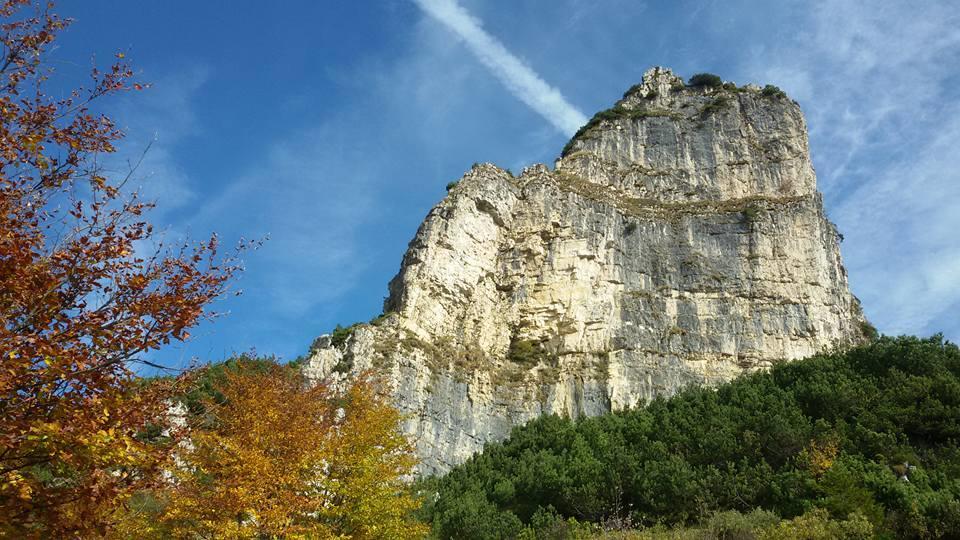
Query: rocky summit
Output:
[[303, 67, 869, 475]]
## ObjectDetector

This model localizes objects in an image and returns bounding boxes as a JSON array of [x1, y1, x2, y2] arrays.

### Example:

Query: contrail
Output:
[[413, 0, 588, 136]]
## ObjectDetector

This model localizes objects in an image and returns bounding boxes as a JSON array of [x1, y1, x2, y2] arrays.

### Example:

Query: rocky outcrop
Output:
[[302, 67, 868, 475]]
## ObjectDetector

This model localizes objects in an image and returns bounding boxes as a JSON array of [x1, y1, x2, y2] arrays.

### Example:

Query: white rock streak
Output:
[[413, 0, 588, 135]]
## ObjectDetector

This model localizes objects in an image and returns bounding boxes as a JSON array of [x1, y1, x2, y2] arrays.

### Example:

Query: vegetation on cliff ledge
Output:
[[560, 71, 788, 157], [418, 335, 960, 539]]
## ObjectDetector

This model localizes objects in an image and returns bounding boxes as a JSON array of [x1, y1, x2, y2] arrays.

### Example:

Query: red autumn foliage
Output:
[[0, 1, 244, 535]]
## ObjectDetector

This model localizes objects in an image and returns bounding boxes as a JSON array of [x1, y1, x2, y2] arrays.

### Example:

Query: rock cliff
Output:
[[303, 67, 869, 475]]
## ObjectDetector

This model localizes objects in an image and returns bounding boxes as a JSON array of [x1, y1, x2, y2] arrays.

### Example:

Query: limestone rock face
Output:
[[303, 67, 868, 475]]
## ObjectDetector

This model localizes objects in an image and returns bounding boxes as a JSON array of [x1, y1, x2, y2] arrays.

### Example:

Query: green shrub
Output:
[[429, 489, 523, 539], [761, 85, 786, 99], [761, 508, 874, 540], [817, 458, 885, 527], [742, 204, 761, 222], [285, 356, 306, 370], [706, 508, 779, 539], [330, 323, 359, 349], [508, 338, 546, 365], [421, 336, 960, 537], [331, 355, 352, 374], [623, 82, 644, 99], [858, 320, 879, 341], [688, 73, 723, 87], [701, 96, 731, 116], [446, 181, 459, 192], [519, 506, 595, 539], [369, 311, 395, 326]]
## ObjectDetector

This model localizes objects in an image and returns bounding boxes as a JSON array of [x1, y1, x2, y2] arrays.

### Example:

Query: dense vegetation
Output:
[[118, 358, 426, 538], [687, 73, 724, 87], [0, 1, 244, 535], [0, 1, 951, 536], [761, 84, 787, 99], [418, 336, 960, 538]]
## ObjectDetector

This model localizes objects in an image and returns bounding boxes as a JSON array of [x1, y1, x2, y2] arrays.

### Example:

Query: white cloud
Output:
[[134, 6, 584, 362], [412, 0, 588, 135], [190, 123, 378, 317], [115, 0, 960, 363], [742, 0, 960, 338], [835, 107, 960, 335], [110, 67, 210, 216]]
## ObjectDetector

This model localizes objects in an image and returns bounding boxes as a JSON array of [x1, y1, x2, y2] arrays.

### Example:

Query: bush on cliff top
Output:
[[418, 335, 960, 538], [688, 73, 724, 87], [762, 84, 787, 99]]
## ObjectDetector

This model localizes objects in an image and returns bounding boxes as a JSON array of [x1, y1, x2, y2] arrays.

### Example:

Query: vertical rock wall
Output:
[[303, 68, 868, 475]]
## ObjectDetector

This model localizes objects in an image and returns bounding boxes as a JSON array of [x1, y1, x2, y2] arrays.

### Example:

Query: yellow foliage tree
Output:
[[318, 377, 426, 538], [121, 359, 427, 539], [802, 437, 839, 479]]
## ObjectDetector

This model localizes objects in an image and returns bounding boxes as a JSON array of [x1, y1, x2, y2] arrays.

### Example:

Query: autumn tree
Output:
[[128, 359, 427, 539], [0, 1, 241, 536], [319, 372, 427, 538]]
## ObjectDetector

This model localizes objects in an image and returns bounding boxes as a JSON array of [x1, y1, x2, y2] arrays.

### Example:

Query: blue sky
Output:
[[57, 0, 960, 366]]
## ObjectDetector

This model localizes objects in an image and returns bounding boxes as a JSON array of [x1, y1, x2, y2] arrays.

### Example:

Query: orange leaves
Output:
[[159, 362, 341, 537], [0, 376, 185, 538], [137, 361, 428, 539], [0, 1, 241, 536]]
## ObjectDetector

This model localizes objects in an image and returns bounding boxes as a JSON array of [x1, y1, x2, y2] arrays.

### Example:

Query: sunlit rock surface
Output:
[[303, 67, 868, 475]]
